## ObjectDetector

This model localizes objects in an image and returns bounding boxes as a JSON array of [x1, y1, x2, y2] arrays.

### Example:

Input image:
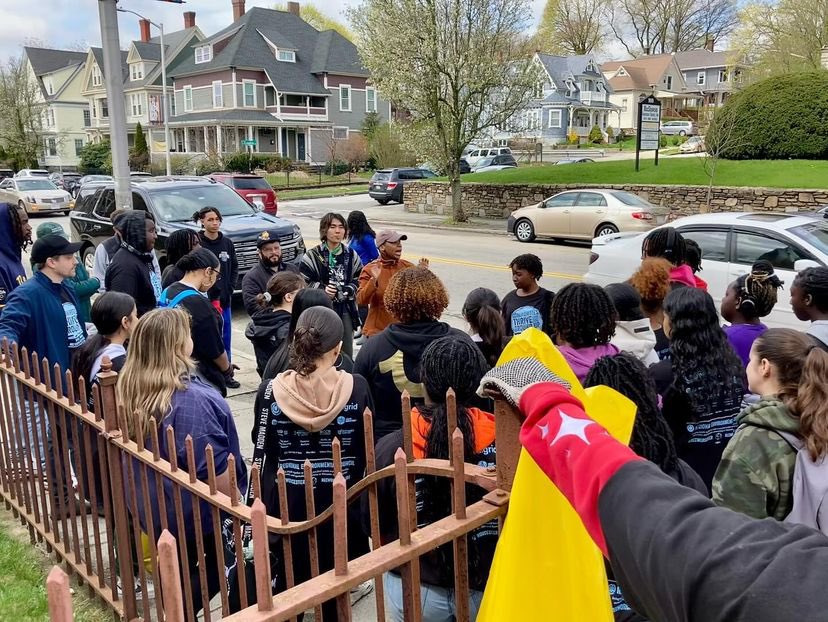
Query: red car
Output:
[[208, 173, 278, 214]]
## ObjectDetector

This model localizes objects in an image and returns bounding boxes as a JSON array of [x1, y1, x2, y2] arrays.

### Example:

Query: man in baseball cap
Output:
[[357, 229, 429, 337], [241, 230, 300, 317]]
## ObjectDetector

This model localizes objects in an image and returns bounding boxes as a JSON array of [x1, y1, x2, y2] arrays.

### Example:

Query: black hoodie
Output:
[[199, 231, 237, 308], [353, 320, 470, 440], [245, 309, 291, 377], [104, 211, 160, 316]]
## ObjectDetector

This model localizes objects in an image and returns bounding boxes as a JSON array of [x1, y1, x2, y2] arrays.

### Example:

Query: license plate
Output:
[[372, 184, 382, 190]]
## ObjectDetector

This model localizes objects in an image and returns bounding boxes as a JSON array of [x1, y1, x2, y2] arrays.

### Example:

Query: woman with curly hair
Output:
[[721, 260, 784, 366], [629, 257, 673, 360], [549, 283, 619, 381], [354, 266, 473, 440], [649, 287, 746, 493]]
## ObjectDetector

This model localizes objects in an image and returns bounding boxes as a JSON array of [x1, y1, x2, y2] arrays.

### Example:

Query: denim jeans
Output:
[[383, 572, 484, 622], [221, 306, 232, 361]]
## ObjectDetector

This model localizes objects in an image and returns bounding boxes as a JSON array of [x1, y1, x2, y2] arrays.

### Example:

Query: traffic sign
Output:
[[241, 139, 257, 147]]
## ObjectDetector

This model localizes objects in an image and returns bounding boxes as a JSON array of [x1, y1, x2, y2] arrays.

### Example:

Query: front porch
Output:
[[568, 106, 615, 137]]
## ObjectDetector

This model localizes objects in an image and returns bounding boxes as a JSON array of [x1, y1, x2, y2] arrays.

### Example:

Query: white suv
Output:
[[465, 147, 513, 166]]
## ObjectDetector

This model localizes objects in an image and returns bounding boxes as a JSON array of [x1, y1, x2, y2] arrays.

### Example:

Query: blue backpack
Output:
[[158, 287, 202, 309]]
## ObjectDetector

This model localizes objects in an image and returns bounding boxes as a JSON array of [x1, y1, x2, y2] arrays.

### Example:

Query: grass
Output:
[[462, 158, 828, 189], [0, 512, 110, 621], [278, 184, 368, 201]]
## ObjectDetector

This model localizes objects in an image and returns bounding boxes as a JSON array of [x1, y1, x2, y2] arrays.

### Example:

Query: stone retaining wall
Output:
[[404, 181, 828, 219]]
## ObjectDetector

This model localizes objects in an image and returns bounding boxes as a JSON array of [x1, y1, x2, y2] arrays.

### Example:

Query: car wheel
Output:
[[595, 223, 619, 238], [17, 200, 28, 216], [679, 130, 687, 136], [377, 199, 390, 205], [515, 218, 536, 242], [81, 245, 95, 273], [398, 188, 405, 204]]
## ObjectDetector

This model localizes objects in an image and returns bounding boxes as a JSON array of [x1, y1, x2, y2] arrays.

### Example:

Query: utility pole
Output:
[[98, 0, 132, 209]]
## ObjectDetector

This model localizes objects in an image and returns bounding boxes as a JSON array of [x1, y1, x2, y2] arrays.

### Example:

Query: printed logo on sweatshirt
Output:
[[378, 351, 425, 398], [219, 251, 230, 263], [511, 305, 543, 335]]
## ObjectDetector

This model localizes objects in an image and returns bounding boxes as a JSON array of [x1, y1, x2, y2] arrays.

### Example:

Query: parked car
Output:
[[465, 147, 513, 166], [508, 189, 669, 243], [660, 120, 696, 136], [14, 169, 50, 178], [679, 135, 706, 153], [459, 158, 472, 174], [554, 158, 595, 165], [49, 172, 82, 195], [584, 212, 828, 329], [0, 177, 72, 215], [129, 171, 153, 180], [78, 174, 113, 188], [368, 167, 436, 205], [69, 178, 305, 288], [0, 169, 14, 181], [471, 154, 518, 173], [208, 172, 278, 214]]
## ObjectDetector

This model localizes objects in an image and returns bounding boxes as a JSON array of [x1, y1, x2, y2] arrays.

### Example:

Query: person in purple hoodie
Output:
[[550, 283, 619, 381], [721, 260, 783, 366]]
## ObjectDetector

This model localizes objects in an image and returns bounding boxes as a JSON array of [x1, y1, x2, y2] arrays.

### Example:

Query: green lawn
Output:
[[0, 513, 110, 621], [463, 158, 828, 189], [278, 185, 368, 201]]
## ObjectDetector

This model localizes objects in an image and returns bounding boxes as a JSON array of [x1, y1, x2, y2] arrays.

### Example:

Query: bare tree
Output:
[[536, 0, 608, 54], [340, 134, 369, 172], [350, 0, 540, 222], [700, 102, 746, 209], [0, 54, 44, 169]]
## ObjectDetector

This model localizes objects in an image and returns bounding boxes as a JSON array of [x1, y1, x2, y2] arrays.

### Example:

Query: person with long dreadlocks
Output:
[[720, 260, 784, 366], [641, 227, 697, 289], [585, 353, 706, 621], [550, 283, 619, 381], [372, 335, 496, 621], [790, 266, 828, 348], [0, 203, 31, 314]]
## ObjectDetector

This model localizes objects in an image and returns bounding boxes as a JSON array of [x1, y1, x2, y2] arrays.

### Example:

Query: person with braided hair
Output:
[[0, 203, 31, 313], [373, 335, 495, 621], [585, 353, 706, 621], [713, 328, 828, 521], [549, 283, 619, 381], [721, 260, 784, 366], [641, 227, 697, 288], [790, 266, 828, 348]]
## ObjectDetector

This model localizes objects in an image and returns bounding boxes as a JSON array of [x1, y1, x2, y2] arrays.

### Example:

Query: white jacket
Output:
[[611, 319, 660, 367]]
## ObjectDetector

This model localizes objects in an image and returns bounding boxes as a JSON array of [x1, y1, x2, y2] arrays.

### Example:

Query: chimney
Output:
[[232, 0, 245, 21], [183, 11, 196, 29], [704, 36, 715, 52], [822, 46, 828, 70], [139, 19, 151, 43], [288, 1, 301, 16]]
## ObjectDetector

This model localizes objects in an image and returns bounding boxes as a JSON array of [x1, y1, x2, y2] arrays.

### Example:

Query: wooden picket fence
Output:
[[0, 338, 521, 621]]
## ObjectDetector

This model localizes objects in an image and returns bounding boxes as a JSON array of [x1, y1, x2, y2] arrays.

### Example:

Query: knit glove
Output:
[[477, 357, 570, 407]]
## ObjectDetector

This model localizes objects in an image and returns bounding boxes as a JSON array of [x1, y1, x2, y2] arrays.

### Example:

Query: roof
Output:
[[133, 41, 164, 62], [90, 47, 129, 82], [24, 47, 86, 76], [602, 55, 675, 91], [537, 53, 603, 86], [169, 7, 368, 95], [673, 49, 743, 70], [169, 109, 285, 124]]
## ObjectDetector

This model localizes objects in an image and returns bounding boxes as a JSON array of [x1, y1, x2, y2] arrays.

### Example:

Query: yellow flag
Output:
[[478, 328, 636, 621]]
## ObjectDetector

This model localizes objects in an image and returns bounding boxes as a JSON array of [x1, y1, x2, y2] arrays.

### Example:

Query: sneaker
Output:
[[226, 378, 241, 389], [350, 580, 373, 606], [116, 576, 156, 600]]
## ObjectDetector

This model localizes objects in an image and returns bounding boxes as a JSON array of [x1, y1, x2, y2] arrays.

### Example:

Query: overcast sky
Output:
[[0, 0, 553, 59]]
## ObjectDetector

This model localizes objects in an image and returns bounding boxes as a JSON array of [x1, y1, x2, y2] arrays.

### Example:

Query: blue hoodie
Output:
[[0, 203, 27, 312], [0, 270, 86, 387]]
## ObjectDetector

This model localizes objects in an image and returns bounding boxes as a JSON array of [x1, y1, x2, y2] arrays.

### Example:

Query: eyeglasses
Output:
[[210, 268, 222, 281]]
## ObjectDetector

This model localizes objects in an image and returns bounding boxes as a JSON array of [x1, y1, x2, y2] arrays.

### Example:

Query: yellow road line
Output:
[[404, 255, 584, 281]]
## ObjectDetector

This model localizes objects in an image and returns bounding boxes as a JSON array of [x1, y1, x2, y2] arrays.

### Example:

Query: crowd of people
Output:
[[3, 199, 828, 620]]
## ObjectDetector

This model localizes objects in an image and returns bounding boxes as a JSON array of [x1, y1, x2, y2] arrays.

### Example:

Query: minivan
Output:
[[465, 147, 513, 166], [368, 168, 436, 205], [660, 120, 696, 136]]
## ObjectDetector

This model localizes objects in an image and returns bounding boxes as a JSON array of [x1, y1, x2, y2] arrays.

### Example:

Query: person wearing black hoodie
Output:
[[242, 231, 300, 318], [354, 266, 471, 441], [0, 202, 31, 314], [245, 271, 305, 377], [104, 211, 160, 316]]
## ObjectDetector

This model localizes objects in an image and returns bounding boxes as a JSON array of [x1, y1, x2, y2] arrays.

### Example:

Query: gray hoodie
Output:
[[611, 319, 660, 367], [807, 320, 828, 348]]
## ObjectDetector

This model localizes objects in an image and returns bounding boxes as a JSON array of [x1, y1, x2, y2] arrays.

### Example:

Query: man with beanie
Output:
[[0, 234, 86, 514], [0, 203, 31, 314], [357, 230, 430, 338], [33, 222, 99, 324], [105, 211, 160, 316], [242, 231, 299, 317]]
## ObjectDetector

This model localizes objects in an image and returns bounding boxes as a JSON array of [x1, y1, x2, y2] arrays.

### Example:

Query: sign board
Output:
[[241, 139, 257, 147], [635, 94, 662, 171]]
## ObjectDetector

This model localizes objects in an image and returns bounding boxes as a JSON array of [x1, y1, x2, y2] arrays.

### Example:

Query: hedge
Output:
[[713, 71, 828, 160]]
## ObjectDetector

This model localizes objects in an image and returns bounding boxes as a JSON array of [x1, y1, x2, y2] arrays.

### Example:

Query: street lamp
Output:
[[117, 7, 172, 176]]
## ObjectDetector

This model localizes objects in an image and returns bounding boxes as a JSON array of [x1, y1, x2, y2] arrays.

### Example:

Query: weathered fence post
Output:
[[46, 566, 73, 622]]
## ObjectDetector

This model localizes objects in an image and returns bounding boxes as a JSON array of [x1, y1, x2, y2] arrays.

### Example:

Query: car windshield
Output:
[[477, 158, 494, 167], [610, 191, 654, 207], [18, 179, 58, 190], [790, 222, 828, 257], [232, 177, 271, 190], [149, 184, 256, 222]]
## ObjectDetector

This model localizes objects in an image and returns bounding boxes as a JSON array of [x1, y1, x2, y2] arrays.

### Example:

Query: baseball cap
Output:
[[256, 231, 281, 248], [376, 230, 408, 246], [30, 235, 82, 264], [35, 222, 68, 240]]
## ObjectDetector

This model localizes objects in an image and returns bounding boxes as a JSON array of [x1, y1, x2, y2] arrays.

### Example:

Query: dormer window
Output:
[[92, 65, 102, 87], [617, 67, 627, 76], [277, 49, 296, 63], [586, 60, 597, 73], [130, 63, 143, 81], [195, 44, 213, 64]]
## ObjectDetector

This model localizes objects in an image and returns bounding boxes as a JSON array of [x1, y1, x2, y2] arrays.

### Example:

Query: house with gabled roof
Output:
[[673, 48, 747, 108], [494, 53, 618, 146], [80, 12, 204, 163], [23, 47, 88, 169], [165, 1, 391, 164]]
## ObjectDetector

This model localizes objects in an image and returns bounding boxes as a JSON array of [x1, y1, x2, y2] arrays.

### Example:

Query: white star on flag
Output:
[[537, 423, 549, 439], [551, 410, 593, 446]]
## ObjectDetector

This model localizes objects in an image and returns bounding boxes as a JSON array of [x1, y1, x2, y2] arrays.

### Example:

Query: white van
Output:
[[465, 147, 513, 166]]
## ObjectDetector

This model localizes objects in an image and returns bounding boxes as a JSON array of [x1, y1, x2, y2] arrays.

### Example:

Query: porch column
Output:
[[247, 125, 254, 152], [277, 126, 283, 156], [216, 125, 223, 155], [203, 126, 209, 153], [183, 127, 190, 153], [567, 105, 574, 135]]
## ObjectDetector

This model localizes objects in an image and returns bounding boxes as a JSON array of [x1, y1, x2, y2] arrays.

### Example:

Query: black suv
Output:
[[368, 167, 436, 205], [69, 178, 306, 289]]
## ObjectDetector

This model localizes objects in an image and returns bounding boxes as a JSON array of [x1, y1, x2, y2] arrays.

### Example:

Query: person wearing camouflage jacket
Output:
[[712, 398, 799, 520]]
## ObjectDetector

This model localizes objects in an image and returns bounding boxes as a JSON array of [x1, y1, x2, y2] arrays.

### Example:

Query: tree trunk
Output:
[[450, 174, 465, 222]]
